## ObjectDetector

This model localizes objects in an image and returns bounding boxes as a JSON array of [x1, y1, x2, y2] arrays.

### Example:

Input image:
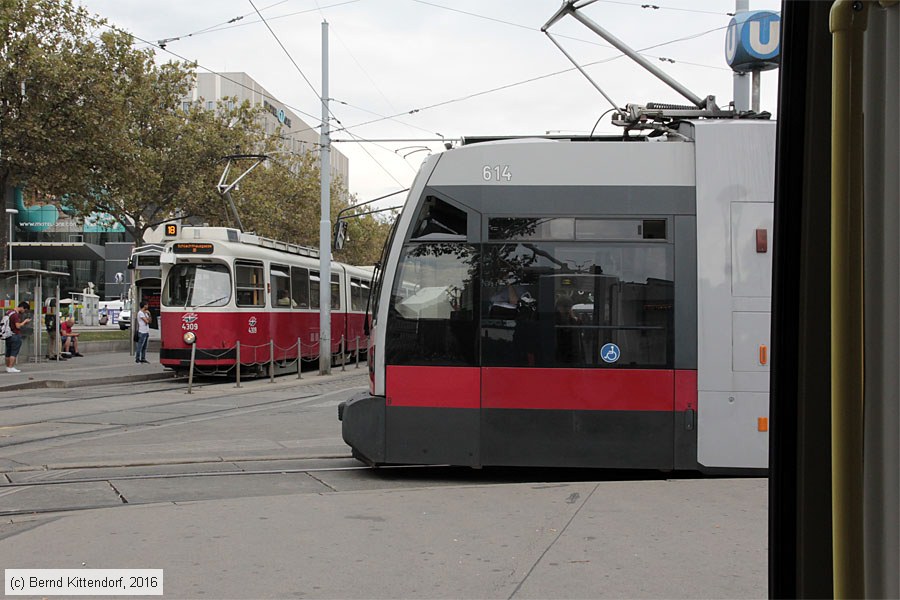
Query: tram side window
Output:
[[306, 271, 340, 309], [235, 260, 265, 307], [331, 273, 341, 310], [271, 264, 293, 308], [385, 243, 479, 366], [488, 217, 574, 240], [481, 242, 674, 369], [310, 271, 320, 309], [291, 267, 310, 308], [361, 279, 371, 310], [350, 277, 370, 312]]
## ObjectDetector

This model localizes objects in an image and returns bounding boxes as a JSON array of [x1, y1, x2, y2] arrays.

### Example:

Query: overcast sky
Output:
[[77, 0, 781, 206]]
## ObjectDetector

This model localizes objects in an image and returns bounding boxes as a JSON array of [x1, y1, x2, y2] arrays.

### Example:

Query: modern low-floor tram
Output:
[[340, 119, 775, 472]]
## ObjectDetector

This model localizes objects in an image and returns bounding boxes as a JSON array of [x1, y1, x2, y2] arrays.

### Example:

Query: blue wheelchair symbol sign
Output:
[[601, 343, 620, 364]]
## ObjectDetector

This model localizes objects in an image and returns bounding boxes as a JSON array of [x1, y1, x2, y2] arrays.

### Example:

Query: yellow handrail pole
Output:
[[830, 1, 869, 597]]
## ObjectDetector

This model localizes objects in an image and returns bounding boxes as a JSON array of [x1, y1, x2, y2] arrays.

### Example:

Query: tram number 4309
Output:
[[482, 165, 512, 182]]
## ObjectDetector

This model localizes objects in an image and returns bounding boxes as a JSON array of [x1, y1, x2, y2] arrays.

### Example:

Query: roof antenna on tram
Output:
[[216, 154, 268, 233]]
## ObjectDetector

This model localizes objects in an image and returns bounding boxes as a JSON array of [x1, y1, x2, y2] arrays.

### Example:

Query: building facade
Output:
[[183, 72, 349, 187]]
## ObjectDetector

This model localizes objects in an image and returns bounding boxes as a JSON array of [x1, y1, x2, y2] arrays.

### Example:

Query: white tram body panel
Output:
[[691, 120, 776, 469]]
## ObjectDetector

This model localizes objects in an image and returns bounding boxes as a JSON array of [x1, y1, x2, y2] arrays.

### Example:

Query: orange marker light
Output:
[[759, 344, 768, 365], [758, 417, 769, 432]]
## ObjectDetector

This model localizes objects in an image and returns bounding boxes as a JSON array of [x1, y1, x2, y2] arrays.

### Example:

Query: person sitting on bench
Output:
[[60, 316, 84, 357]]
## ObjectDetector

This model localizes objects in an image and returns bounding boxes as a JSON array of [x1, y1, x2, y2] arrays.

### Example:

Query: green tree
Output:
[[1, 0, 109, 196], [65, 90, 265, 246], [0, 0, 121, 259], [1, 0, 391, 260], [59, 32, 266, 246], [223, 151, 323, 246], [0, 0, 266, 248]]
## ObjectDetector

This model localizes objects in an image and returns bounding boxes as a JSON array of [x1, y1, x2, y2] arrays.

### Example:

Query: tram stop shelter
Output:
[[0, 268, 70, 363]]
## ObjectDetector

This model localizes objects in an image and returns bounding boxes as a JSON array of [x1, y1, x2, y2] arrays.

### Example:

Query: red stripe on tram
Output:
[[674, 370, 698, 412], [386, 366, 698, 412], [482, 368, 676, 411], [386, 366, 481, 409]]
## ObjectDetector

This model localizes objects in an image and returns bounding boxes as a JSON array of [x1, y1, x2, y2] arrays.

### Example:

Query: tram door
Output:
[[135, 279, 161, 329], [383, 196, 481, 465]]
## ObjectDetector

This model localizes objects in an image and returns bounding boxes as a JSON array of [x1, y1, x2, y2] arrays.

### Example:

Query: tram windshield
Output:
[[163, 263, 232, 308]]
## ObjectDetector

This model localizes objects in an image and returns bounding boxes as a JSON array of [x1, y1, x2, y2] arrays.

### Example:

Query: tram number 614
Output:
[[482, 165, 512, 182]]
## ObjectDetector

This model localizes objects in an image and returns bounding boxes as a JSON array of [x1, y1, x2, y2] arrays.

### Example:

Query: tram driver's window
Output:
[[385, 243, 478, 366], [235, 260, 265, 307], [410, 196, 467, 240]]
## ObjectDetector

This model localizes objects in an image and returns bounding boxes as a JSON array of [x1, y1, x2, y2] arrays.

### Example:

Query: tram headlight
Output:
[[183, 331, 197, 345]]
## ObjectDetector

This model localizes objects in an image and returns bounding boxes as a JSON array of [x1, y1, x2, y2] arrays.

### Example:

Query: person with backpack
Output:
[[3, 301, 32, 373], [43, 298, 67, 360]]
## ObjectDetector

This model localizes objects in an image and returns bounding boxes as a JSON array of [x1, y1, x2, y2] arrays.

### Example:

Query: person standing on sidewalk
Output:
[[135, 301, 151, 364], [5, 301, 32, 373]]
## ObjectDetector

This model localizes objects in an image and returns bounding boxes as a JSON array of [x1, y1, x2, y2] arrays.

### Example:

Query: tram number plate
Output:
[[482, 165, 512, 182], [181, 323, 198, 331]]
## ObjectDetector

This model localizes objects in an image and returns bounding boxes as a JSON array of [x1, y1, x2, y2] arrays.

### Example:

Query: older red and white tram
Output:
[[159, 226, 371, 372]]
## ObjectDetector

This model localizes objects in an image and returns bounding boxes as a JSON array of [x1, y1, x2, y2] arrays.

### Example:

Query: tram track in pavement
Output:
[[0, 458, 675, 520], [0, 459, 459, 518], [1, 374, 357, 424], [0, 365, 359, 411], [0, 378, 208, 412], [0, 382, 366, 451], [1, 461, 407, 489]]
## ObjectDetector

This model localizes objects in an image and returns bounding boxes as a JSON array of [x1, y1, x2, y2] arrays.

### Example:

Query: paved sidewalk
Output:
[[0, 348, 175, 392], [2, 476, 768, 598]]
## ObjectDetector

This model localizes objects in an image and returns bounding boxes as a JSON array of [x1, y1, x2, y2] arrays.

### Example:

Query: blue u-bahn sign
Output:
[[725, 10, 781, 72]]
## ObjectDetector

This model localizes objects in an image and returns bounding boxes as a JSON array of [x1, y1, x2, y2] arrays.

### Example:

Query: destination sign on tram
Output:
[[173, 242, 215, 254]]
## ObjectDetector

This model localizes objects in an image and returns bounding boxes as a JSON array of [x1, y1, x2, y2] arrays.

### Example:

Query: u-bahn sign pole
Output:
[[319, 20, 332, 375]]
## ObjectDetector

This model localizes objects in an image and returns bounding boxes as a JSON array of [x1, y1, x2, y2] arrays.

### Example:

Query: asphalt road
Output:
[[0, 371, 768, 598]]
